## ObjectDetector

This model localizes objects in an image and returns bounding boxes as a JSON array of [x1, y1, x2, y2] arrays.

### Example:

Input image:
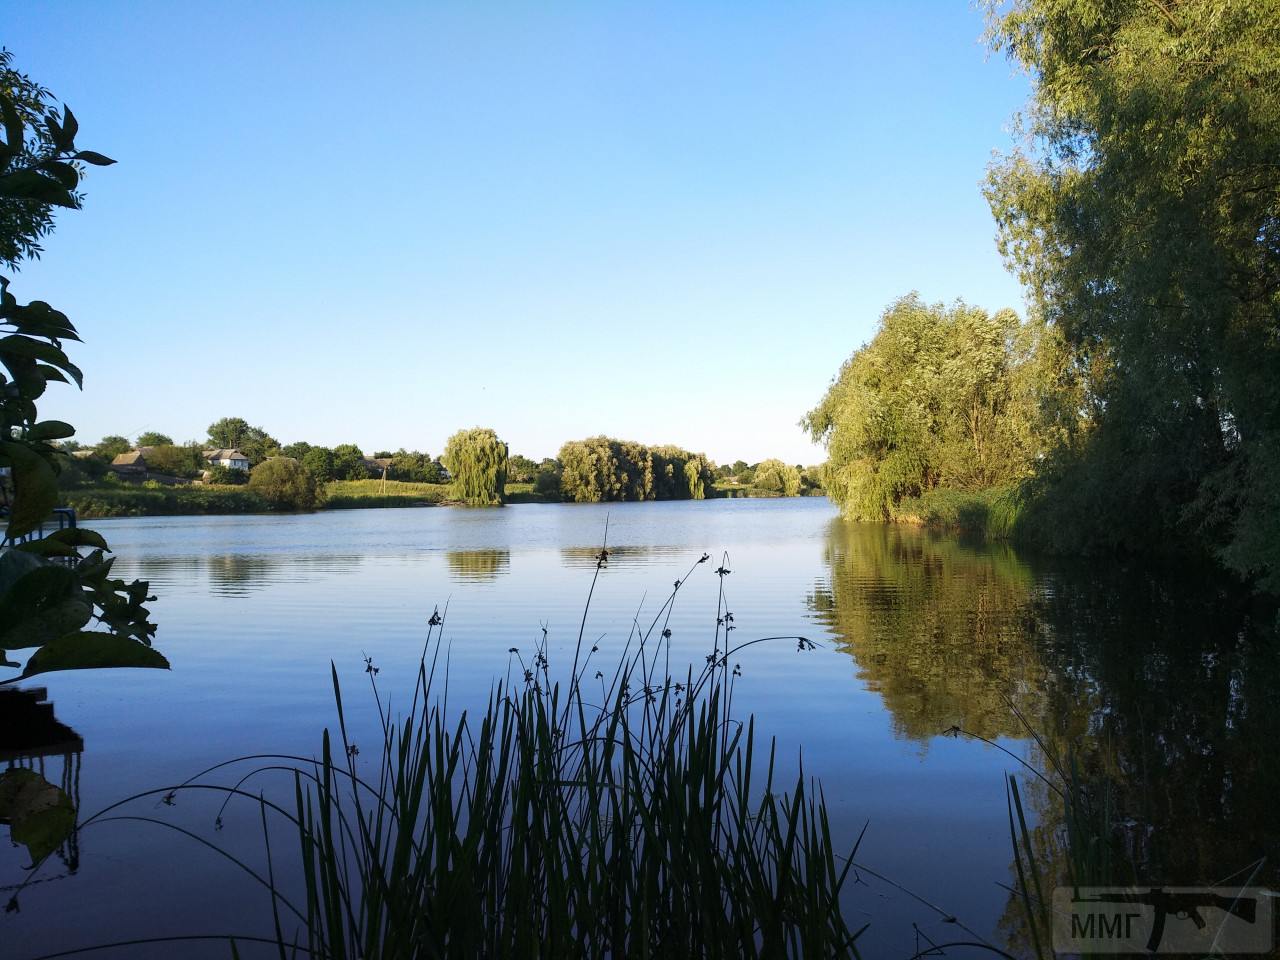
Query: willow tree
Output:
[[442, 427, 508, 506], [753, 459, 802, 498], [985, 0, 1280, 590], [559, 436, 655, 503], [805, 295, 1053, 519]]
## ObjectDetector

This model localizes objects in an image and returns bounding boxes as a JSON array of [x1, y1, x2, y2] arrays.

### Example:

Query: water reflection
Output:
[[811, 517, 1280, 903], [808, 521, 1055, 742], [446, 550, 510, 583], [0, 688, 82, 880], [559, 544, 686, 569], [130, 553, 367, 596]]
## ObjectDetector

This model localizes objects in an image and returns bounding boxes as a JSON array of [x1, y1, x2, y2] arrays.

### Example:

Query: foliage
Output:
[[135, 431, 171, 447], [0, 51, 161, 682], [532, 457, 563, 498], [248, 457, 317, 510], [300, 446, 336, 483], [442, 427, 507, 506], [321, 479, 448, 509], [387, 448, 443, 483], [206, 417, 279, 465], [206, 464, 247, 486], [506, 453, 539, 483], [281, 440, 311, 461], [985, 0, 1280, 591], [64, 485, 272, 517], [141, 442, 205, 478], [94, 434, 131, 460], [752, 459, 802, 497], [893, 485, 1025, 540], [805, 294, 1058, 519], [558, 437, 713, 502], [331, 442, 368, 481]]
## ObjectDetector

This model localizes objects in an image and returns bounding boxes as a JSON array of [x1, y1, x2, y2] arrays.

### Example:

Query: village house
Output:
[[203, 448, 251, 471], [110, 450, 148, 477]]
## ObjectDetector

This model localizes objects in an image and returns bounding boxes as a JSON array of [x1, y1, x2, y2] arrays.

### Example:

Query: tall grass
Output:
[[321, 480, 449, 509], [892, 486, 1026, 540], [275, 552, 867, 958], [20, 552, 884, 958]]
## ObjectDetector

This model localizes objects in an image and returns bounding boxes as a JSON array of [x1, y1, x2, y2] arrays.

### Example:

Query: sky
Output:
[[7, 1, 1030, 465]]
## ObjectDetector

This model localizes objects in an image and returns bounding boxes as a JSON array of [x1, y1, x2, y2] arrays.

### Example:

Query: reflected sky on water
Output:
[[4, 499, 1275, 958]]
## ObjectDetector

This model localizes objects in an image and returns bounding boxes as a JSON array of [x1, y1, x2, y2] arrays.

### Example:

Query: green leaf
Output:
[[14, 527, 109, 559], [0, 440, 59, 538], [0, 564, 90, 650], [72, 150, 115, 167], [0, 169, 78, 208], [27, 420, 75, 442], [0, 769, 76, 866], [39, 160, 79, 191], [60, 106, 79, 147], [22, 631, 170, 677]]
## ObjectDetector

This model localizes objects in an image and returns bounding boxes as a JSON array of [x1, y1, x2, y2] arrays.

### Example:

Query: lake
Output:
[[4, 498, 1276, 958]]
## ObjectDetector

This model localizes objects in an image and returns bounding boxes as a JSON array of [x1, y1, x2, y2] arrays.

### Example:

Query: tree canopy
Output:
[[135, 431, 172, 447], [985, 0, 1280, 589], [753, 459, 802, 498], [557, 437, 714, 503], [206, 417, 279, 464], [805, 295, 1055, 519], [249, 457, 317, 510], [442, 428, 507, 506]]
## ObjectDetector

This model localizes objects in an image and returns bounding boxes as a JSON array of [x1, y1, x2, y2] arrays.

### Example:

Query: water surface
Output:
[[4, 499, 1275, 958]]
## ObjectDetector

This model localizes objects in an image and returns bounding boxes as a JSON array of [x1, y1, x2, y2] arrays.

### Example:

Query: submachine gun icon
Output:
[[1074, 888, 1258, 952]]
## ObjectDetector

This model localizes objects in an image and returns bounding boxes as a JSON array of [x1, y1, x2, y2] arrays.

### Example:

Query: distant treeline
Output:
[[59, 419, 821, 512]]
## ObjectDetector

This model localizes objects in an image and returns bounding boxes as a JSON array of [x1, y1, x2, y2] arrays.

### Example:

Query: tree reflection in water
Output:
[[809, 519, 1279, 951]]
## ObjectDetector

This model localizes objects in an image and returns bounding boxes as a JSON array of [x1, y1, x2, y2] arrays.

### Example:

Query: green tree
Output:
[[95, 435, 132, 459], [985, 0, 1280, 591], [805, 295, 1053, 519], [281, 441, 312, 461], [753, 459, 802, 497], [249, 457, 317, 510], [533, 458, 563, 498], [206, 417, 279, 465], [331, 443, 368, 481], [442, 427, 507, 506], [388, 449, 443, 483], [0, 50, 162, 686], [506, 454, 539, 484], [135, 431, 172, 447], [300, 446, 336, 483], [144, 443, 205, 478]]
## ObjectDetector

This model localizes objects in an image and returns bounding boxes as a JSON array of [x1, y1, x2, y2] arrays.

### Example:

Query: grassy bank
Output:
[[63, 479, 818, 518], [64, 485, 273, 518], [892, 485, 1024, 539], [321, 479, 450, 509]]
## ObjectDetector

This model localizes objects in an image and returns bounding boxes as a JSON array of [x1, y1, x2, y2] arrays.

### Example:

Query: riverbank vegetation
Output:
[[556, 437, 715, 503], [56, 427, 818, 515], [806, 0, 1280, 593]]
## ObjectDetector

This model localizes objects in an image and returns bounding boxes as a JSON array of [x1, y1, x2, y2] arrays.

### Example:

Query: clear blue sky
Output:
[[8, 1, 1028, 465]]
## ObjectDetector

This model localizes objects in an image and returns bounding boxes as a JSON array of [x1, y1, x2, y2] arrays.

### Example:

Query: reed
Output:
[[269, 552, 866, 958]]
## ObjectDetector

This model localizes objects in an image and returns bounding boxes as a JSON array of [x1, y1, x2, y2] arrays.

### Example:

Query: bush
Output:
[[206, 464, 248, 485], [249, 457, 318, 510]]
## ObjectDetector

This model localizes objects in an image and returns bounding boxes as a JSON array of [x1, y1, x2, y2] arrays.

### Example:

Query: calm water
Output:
[[4, 498, 1276, 958]]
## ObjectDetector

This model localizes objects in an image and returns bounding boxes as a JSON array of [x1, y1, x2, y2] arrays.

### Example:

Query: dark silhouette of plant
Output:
[[0, 49, 163, 683]]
